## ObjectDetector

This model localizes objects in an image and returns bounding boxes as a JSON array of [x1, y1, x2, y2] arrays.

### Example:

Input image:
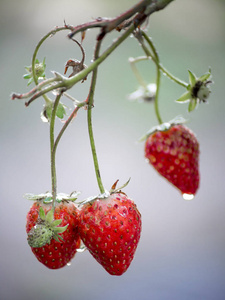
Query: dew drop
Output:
[[67, 262, 72, 266], [76, 240, 87, 253], [183, 193, 194, 201]]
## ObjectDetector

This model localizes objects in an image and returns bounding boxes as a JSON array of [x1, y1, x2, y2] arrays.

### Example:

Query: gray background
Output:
[[1, 0, 225, 299]]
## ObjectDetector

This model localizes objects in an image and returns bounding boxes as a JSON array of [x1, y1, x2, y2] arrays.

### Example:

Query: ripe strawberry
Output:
[[26, 200, 81, 269], [79, 192, 142, 276], [145, 124, 199, 196]]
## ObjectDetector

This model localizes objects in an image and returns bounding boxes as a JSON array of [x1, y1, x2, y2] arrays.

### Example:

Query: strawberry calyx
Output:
[[77, 179, 131, 207], [27, 207, 68, 248], [176, 69, 212, 112], [77, 191, 110, 207], [109, 178, 130, 195], [24, 191, 80, 204], [140, 116, 187, 142]]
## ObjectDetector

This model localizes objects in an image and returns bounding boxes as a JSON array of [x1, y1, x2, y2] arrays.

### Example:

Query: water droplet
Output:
[[67, 262, 72, 267], [183, 193, 194, 201], [76, 242, 87, 253]]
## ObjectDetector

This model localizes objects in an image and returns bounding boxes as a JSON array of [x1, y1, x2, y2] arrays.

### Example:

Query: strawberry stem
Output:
[[141, 31, 188, 88], [137, 31, 163, 124], [87, 39, 105, 195], [50, 93, 62, 210]]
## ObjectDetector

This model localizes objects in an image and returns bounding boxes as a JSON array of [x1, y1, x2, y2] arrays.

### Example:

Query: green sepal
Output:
[[24, 191, 80, 203], [188, 70, 197, 86], [51, 219, 63, 227], [188, 99, 197, 112], [54, 224, 68, 234], [198, 68, 211, 82], [53, 235, 65, 243], [175, 91, 191, 103], [109, 178, 131, 195], [43, 196, 53, 204], [139, 116, 187, 142], [39, 207, 46, 221], [45, 209, 54, 223]]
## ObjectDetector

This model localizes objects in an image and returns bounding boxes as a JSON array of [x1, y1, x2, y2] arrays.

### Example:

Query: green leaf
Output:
[[27, 78, 34, 86], [175, 91, 191, 103], [188, 70, 197, 86], [56, 103, 66, 119], [23, 74, 31, 79]]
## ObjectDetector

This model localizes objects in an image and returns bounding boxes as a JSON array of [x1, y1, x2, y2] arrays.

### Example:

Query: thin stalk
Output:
[[53, 100, 87, 154], [50, 93, 62, 210], [87, 40, 105, 194], [155, 59, 163, 124], [138, 32, 163, 124], [129, 57, 148, 88], [141, 32, 188, 88], [31, 26, 73, 103]]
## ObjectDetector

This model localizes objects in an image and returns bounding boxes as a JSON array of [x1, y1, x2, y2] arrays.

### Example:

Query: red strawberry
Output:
[[26, 200, 81, 269], [145, 124, 199, 197], [79, 192, 142, 276]]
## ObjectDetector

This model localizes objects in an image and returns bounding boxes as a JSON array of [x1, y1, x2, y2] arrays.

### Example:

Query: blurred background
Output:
[[1, 0, 225, 299]]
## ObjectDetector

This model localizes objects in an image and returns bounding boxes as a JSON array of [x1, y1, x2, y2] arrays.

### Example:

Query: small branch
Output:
[[11, 77, 59, 102], [12, 0, 175, 107], [31, 25, 74, 105], [13, 22, 137, 106], [68, 0, 174, 39], [68, 0, 149, 39]]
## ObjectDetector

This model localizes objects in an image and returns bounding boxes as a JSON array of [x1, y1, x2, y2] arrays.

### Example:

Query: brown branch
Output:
[[68, 0, 174, 40]]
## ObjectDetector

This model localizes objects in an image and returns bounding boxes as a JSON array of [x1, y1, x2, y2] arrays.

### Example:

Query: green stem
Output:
[[141, 32, 188, 88], [26, 23, 136, 105], [155, 60, 163, 124], [50, 93, 62, 210], [31, 26, 73, 103], [53, 100, 87, 154], [138, 32, 163, 124], [87, 40, 105, 195]]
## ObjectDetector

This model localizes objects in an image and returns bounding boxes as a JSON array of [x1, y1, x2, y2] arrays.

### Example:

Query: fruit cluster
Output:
[[11, 1, 212, 278], [26, 191, 142, 276]]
